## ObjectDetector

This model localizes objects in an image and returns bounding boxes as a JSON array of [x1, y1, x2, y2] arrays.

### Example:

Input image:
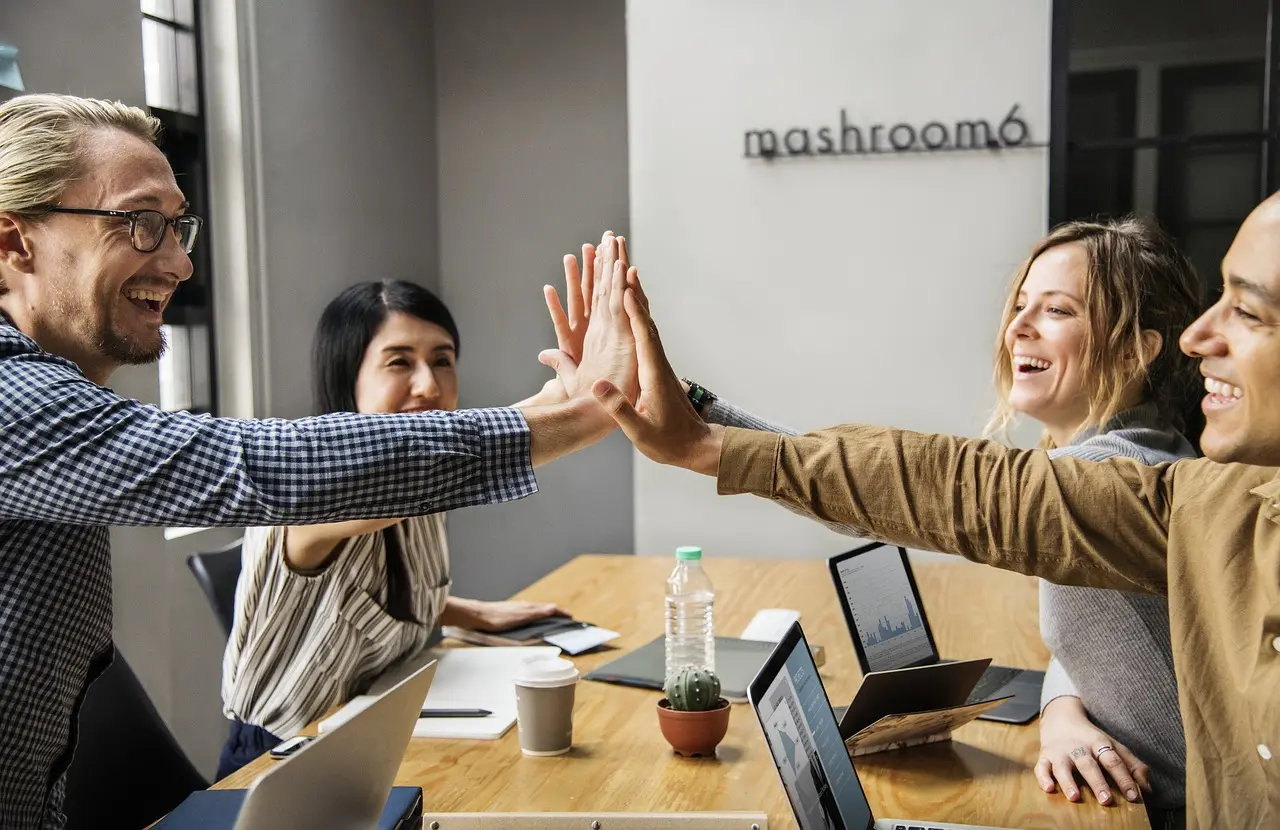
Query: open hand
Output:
[[541, 234, 631, 396], [1035, 696, 1151, 806]]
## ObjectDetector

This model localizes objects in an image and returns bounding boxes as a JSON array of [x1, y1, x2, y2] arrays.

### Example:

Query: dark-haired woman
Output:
[[216, 280, 564, 778]]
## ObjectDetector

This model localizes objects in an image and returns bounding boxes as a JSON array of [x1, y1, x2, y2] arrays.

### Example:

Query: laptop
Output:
[[748, 620, 1021, 830], [828, 542, 1043, 724], [226, 658, 435, 830]]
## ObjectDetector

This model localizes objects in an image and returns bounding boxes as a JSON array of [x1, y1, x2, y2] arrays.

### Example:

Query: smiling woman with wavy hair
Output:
[[984, 215, 1202, 829]]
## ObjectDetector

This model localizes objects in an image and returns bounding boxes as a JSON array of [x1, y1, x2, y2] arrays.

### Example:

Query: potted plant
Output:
[[656, 667, 731, 757]]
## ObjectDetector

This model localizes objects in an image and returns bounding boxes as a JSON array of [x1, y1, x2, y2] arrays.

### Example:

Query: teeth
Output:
[[124, 289, 165, 303], [1014, 356, 1051, 370], [1204, 378, 1243, 399]]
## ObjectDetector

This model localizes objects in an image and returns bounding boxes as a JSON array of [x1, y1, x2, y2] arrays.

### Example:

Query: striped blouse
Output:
[[221, 515, 450, 739]]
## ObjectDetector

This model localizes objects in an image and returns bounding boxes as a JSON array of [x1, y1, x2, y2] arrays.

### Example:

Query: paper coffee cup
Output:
[[513, 655, 579, 756]]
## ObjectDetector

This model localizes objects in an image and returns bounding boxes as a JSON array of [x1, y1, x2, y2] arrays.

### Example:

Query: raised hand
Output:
[[540, 232, 631, 396], [591, 269, 724, 476]]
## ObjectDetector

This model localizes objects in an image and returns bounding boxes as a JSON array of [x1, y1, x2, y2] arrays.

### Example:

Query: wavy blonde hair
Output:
[[0, 94, 160, 295], [985, 217, 1204, 448]]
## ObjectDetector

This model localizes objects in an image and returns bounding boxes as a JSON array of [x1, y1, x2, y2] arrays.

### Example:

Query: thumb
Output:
[[592, 378, 647, 437], [538, 349, 578, 375]]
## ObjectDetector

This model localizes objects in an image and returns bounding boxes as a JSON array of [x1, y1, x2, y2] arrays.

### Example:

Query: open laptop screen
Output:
[[752, 623, 872, 830], [831, 543, 938, 673]]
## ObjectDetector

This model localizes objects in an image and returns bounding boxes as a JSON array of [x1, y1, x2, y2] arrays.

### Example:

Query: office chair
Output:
[[63, 647, 208, 830], [186, 537, 244, 638]]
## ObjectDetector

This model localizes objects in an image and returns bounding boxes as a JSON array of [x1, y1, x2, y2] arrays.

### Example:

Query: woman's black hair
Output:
[[311, 280, 460, 415]]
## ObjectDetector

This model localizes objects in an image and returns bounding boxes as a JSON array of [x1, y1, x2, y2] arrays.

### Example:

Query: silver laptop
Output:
[[748, 621, 1021, 830], [828, 542, 1043, 724], [231, 658, 436, 830]]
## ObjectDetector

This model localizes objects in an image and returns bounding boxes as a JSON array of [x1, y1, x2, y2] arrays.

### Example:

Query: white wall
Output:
[[627, 0, 1053, 558], [432, 0, 634, 600]]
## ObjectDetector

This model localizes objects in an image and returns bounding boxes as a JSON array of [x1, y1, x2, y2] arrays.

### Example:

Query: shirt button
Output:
[[1273, 635, 1280, 654], [1260, 744, 1274, 761]]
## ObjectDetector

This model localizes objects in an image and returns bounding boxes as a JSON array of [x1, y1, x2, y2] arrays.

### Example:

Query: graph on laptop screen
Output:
[[835, 546, 935, 672], [758, 636, 871, 830]]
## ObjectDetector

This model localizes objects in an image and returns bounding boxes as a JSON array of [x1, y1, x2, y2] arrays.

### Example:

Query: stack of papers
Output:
[[318, 646, 561, 739]]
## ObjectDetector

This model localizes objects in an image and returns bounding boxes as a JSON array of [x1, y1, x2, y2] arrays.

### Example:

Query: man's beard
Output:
[[98, 317, 167, 365], [82, 300, 167, 365]]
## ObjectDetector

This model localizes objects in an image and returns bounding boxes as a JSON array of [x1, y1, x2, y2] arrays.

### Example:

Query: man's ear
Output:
[[0, 213, 36, 275]]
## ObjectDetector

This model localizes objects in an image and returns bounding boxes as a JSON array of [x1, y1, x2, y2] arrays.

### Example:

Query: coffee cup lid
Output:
[[513, 655, 580, 688]]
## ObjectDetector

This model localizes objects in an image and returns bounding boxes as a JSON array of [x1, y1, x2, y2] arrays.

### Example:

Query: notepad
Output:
[[319, 646, 561, 740]]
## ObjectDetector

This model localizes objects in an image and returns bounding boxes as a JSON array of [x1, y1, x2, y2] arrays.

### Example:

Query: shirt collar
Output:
[[1250, 471, 1280, 506]]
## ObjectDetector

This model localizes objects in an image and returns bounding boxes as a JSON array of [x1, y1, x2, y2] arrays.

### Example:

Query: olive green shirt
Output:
[[718, 424, 1280, 829]]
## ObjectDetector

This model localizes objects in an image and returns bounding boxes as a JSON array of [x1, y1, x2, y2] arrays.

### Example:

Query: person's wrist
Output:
[[688, 423, 725, 477]]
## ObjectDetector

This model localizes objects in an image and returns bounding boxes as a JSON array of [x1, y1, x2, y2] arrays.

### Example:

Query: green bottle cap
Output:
[[675, 546, 703, 561]]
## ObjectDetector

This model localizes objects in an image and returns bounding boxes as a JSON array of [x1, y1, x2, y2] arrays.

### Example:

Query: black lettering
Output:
[[870, 123, 885, 152], [999, 104, 1029, 146], [744, 129, 779, 158], [954, 119, 993, 149], [816, 126, 835, 154], [784, 128, 812, 155], [921, 121, 948, 149], [889, 123, 916, 151], [840, 109, 864, 153]]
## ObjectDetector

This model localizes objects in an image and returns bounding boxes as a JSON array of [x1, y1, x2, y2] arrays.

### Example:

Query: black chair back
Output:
[[63, 648, 208, 830], [186, 538, 244, 638]]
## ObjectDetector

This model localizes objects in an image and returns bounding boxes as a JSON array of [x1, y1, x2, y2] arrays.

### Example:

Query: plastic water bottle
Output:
[[665, 546, 715, 680]]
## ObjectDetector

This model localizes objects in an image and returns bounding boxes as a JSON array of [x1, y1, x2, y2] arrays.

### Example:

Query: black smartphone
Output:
[[268, 735, 313, 759]]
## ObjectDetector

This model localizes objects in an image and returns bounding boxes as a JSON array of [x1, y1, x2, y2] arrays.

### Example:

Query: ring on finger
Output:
[[1095, 744, 1116, 759]]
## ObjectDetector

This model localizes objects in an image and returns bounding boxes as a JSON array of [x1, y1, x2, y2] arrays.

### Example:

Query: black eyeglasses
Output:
[[42, 207, 203, 254]]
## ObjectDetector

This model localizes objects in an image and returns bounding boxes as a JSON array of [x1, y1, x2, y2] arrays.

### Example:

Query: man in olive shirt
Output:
[[592, 197, 1280, 828]]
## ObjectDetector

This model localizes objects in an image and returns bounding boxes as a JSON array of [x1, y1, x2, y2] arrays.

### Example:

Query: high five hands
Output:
[[540, 233, 724, 476]]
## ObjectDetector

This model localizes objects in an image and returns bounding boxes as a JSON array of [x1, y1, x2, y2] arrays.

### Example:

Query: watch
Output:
[[681, 378, 718, 415]]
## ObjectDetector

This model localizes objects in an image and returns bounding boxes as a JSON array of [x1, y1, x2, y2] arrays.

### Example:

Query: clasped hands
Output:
[[526, 231, 723, 476]]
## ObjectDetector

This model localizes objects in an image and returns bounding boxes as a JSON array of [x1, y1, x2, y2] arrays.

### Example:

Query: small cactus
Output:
[[664, 666, 722, 712]]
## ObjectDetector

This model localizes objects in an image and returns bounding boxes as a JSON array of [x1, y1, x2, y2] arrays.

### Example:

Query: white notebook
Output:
[[318, 646, 562, 740]]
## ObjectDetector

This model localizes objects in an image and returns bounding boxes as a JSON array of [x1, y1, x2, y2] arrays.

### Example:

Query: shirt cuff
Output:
[[467, 408, 538, 504], [717, 427, 781, 497]]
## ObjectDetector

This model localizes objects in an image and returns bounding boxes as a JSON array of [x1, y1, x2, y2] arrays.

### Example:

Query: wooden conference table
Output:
[[216, 555, 1150, 829]]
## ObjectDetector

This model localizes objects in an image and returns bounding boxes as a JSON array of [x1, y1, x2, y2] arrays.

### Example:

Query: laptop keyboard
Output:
[[964, 666, 1023, 705]]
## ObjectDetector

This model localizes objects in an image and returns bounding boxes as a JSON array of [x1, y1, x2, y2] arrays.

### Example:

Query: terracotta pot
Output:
[[656, 697, 731, 757]]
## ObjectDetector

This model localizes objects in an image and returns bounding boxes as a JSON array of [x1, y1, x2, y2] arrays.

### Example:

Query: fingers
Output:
[[623, 283, 672, 387], [1113, 743, 1151, 794], [594, 235, 615, 312], [538, 350, 580, 397], [595, 232, 617, 308], [1071, 754, 1114, 805], [581, 243, 596, 318], [609, 261, 627, 316], [1050, 757, 1082, 802], [617, 235, 629, 268], [1034, 758, 1057, 793], [1097, 746, 1142, 802], [564, 254, 584, 329], [592, 378, 645, 439], [626, 267, 650, 312], [544, 284, 573, 354]]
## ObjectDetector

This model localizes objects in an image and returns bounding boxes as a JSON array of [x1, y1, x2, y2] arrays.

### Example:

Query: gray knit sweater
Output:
[[704, 399, 1188, 808]]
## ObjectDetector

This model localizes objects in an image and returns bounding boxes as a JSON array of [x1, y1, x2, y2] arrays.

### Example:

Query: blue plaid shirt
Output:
[[0, 318, 537, 829]]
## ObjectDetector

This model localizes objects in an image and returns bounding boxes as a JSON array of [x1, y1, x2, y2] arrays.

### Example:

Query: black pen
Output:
[[420, 708, 492, 718]]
